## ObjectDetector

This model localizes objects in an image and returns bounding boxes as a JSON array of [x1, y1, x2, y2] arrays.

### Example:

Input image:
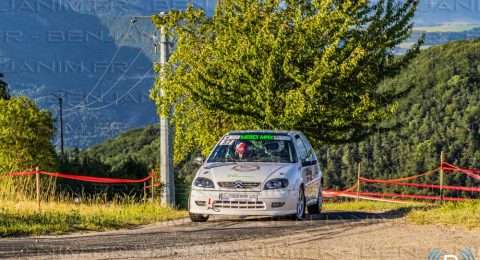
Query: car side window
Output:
[[300, 135, 316, 160], [295, 135, 308, 163]]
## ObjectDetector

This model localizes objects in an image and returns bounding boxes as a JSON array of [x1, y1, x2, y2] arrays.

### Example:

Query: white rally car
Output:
[[189, 131, 323, 222]]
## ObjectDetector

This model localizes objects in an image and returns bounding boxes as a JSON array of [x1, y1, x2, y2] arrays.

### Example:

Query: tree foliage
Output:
[[0, 97, 56, 173], [0, 96, 57, 199], [0, 73, 10, 100], [151, 0, 422, 162], [319, 39, 480, 198], [86, 125, 161, 171]]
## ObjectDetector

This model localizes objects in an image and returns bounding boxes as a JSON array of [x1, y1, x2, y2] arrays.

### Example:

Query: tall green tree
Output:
[[0, 73, 10, 100], [151, 0, 422, 161], [0, 97, 56, 198]]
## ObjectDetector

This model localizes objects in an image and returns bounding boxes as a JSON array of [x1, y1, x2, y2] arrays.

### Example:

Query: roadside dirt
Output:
[[1, 210, 479, 259]]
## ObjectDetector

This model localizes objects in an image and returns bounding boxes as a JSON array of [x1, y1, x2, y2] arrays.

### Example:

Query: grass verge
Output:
[[0, 199, 187, 237], [325, 200, 480, 230], [324, 200, 425, 212], [407, 201, 480, 229]]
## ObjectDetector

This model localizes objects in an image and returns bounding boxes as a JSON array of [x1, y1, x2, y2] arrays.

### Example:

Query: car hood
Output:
[[202, 162, 294, 183]]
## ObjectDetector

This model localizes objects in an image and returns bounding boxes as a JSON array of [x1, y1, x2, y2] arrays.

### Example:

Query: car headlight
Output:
[[264, 178, 289, 190], [194, 177, 215, 188]]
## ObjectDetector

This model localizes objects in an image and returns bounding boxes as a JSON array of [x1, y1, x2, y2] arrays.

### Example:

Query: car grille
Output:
[[217, 181, 261, 189], [213, 200, 266, 209]]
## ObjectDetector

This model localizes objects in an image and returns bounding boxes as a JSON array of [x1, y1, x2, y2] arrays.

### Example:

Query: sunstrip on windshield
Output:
[[274, 135, 291, 141], [219, 134, 291, 144], [224, 135, 240, 140]]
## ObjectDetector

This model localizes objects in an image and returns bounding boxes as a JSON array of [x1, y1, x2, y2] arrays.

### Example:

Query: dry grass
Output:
[[0, 174, 57, 201], [407, 201, 480, 229], [0, 198, 187, 237], [325, 199, 480, 230]]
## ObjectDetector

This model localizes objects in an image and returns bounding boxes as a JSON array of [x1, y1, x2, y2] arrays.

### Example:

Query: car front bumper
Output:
[[189, 189, 298, 216]]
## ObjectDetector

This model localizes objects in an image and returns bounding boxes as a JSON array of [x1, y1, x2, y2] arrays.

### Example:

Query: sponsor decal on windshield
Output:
[[240, 134, 274, 140], [274, 135, 291, 141], [219, 139, 235, 145], [220, 134, 291, 145]]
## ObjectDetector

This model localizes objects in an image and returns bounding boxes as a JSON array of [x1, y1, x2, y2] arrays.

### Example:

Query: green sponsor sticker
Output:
[[239, 134, 274, 140]]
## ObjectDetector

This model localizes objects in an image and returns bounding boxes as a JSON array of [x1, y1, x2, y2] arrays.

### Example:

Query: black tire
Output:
[[307, 186, 323, 215], [289, 188, 305, 220], [189, 212, 209, 222]]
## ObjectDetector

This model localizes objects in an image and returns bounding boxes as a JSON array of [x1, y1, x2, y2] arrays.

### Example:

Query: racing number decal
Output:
[[219, 139, 235, 145]]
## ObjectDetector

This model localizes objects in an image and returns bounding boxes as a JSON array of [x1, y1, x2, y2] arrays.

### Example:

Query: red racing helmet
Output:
[[235, 142, 248, 156]]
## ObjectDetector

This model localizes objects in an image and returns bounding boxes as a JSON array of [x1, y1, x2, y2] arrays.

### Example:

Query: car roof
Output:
[[227, 130, 301, 136]]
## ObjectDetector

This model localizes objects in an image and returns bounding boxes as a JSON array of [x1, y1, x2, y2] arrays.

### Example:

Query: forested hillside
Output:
[[87, 125, 160, 169], [319, 39, 480, 197], [60, 125, 163, 189]]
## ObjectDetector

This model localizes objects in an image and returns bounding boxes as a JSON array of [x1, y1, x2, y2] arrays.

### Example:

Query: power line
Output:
[[50, 92, 65, 159], [66, 22, 134, 111], [76, 67, 154, 111], [75, 41, 150, 109]]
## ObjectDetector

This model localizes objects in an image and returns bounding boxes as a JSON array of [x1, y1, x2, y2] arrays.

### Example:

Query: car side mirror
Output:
[[194, 157, 205, 165], [302, 157, 317, 167]]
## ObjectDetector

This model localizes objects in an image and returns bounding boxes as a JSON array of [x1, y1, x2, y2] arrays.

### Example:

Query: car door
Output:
[[299, 134, 321, 203], [294, 135, 316, 203]]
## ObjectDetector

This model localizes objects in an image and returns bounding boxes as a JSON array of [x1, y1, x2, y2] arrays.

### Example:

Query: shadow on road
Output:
[[207, 206, 416, 224], [317, 207, 415, 221]]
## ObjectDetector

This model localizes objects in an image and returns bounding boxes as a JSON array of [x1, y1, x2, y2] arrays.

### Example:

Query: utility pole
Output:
[[132, 14, 175, 206], [50, 92, 65, 158]]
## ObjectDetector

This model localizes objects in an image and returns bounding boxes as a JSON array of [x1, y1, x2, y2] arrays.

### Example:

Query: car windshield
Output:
[[207, 134, 297, 163]]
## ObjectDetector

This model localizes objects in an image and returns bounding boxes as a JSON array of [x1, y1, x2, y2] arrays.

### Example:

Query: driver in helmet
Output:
[[235, 141, 250, 160]]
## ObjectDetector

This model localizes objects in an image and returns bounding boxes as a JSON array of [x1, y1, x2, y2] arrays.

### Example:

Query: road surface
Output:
[[1, 209, 479, 259]]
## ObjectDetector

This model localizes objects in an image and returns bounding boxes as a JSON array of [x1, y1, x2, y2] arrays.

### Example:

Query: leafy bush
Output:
[[0, 96, 57, 199]]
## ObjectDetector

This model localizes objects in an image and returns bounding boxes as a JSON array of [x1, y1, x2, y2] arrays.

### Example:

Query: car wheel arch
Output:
[[291, 178, 304, 191]]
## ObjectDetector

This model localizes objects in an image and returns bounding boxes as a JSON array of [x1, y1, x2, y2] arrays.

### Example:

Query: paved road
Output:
[[1, 210, 479, 259]]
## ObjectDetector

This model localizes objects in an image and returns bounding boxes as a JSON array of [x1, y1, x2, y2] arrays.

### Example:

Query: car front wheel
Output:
[[289, 188, 305, 220]]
